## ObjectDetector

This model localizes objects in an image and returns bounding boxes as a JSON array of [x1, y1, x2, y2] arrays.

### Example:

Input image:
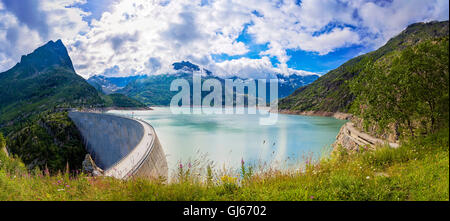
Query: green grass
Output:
[[0, 129, 448, 201]]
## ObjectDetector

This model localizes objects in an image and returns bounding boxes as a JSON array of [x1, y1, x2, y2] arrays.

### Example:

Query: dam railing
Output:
[[106, 118, 157, 179]]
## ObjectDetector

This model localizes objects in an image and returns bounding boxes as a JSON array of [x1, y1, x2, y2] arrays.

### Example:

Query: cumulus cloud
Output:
[[0, 0, 448, 78], [1, 0, 50, 38], [213, 57, 276, 79], [0, 0, 88, 71], [145, 57, 162, 73], [109, 31, 140, 52], [356, 0, 450, 48], [298, 27, 361, 55], [162, 10, 203, 45], [211, 56, 318, 79]]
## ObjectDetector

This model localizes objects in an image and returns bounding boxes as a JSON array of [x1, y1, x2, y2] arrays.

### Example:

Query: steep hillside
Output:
[[279, 21, 449, 113], [102, 93, 149, 108], [87, 75, 145, 94], [350, 36, 448, 139], [0, 40, 105, 127], [119, 73, 185, 106]]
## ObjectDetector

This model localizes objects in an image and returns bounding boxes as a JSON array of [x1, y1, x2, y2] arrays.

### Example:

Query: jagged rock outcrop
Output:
[[82, 154, 104, 176]]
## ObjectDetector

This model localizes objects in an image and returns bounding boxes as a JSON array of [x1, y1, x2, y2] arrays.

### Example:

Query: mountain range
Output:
[[87, 61, 320, 106]]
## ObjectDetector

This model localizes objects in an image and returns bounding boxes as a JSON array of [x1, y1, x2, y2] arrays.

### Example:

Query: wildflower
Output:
[[310, 196, 315, 199], [179, 163, 183, 169], [366, 176, 370, 179], [221, 175, 237, 184], [57, 189, 65, 191], [241, 158, 245, 166]]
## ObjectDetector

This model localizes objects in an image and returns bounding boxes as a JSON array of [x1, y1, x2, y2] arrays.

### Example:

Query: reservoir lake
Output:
[[109, 107, 346, 174]]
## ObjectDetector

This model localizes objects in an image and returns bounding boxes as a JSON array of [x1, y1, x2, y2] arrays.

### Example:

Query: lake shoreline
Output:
[[277, 109, 353, 120], [77, 106, 153, 112]]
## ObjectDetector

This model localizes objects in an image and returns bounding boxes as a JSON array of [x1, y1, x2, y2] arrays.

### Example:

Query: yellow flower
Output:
[[220, 175, 237, 184]]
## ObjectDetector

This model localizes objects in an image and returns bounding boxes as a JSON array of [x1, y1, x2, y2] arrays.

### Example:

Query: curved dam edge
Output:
[[68, 111, 168, 180], [104, 118, 168, 180]]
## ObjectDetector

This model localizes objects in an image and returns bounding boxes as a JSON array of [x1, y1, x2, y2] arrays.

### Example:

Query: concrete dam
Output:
[[68, 112, 168, 180]]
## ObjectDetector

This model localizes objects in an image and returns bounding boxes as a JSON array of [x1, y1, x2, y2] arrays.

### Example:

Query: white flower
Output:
[[366, 176, 370, 179]]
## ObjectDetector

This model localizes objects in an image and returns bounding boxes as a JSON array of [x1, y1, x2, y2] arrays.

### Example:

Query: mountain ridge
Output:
[[88, 62, 320, 106]]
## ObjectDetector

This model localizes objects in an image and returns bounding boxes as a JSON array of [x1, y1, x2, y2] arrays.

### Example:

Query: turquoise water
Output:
[[110, 107, 346, 173]]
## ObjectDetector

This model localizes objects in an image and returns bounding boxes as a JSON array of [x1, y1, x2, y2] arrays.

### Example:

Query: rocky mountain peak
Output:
[[16, 39, 74, 75]]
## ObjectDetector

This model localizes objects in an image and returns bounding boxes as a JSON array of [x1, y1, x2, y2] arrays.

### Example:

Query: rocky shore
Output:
[[277, 109, 399, 151], [333, 122, 400, 151]]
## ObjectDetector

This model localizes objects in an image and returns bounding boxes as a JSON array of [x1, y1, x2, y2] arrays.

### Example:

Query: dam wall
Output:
[[130, 125, 168, 179], [68, 112, 168, 179], [68, 112, 143, 170]]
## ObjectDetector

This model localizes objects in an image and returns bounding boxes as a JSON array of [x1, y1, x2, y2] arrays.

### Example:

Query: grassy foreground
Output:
[[0, 129, 448, 201]]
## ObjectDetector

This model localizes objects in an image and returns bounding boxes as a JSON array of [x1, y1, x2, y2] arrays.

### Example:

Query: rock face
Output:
[[17, 39, 75, 76], [352, 118, 399, 143], [333, 122, 399, 151], [82, 154, 104, 176]]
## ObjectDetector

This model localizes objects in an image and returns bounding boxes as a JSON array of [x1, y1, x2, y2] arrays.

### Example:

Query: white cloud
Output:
[[357, 0, 450, 48], [211, 56, 318, 79], [0, 0, 88, 71], [0, 0, 448, 78], [298, 27, 361, 55], [212, 57, 276, 79]]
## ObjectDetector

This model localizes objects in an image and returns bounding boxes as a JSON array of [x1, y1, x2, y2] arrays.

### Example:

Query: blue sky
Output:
[[71, 0, 115, 24], [0, 0, 448, 78], [214, 21, 368, 74]]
